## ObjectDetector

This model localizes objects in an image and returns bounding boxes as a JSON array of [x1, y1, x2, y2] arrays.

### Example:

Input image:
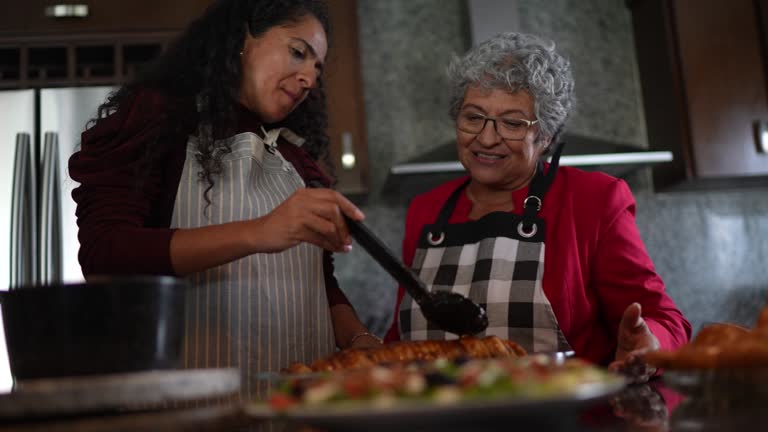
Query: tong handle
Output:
[[306, 180, 427, 303], [342, 215, 428, 303]]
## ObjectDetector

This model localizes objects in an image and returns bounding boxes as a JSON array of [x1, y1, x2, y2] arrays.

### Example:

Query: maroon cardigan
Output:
[[68, 89, 351, 306]]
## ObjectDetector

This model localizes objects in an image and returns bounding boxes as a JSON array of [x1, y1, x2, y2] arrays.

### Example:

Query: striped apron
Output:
[[170, 130, 335, 402]]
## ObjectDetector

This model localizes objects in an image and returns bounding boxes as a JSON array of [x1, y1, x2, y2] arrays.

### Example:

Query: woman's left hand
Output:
[[608, 302, 660, 383]]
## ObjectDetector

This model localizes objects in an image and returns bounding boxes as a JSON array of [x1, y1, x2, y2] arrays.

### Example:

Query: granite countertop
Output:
[[1, 378, 767, 432], [0, 403, 249, 432]]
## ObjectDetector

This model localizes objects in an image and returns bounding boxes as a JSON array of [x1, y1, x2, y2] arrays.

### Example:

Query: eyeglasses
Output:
[[456, 111, 539, 140]]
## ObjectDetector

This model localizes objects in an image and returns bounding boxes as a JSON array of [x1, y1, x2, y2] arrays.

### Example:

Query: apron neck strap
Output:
[[432, 142, 565, 230], [434, 177, 472, 229], [522, 141, 565, 220]]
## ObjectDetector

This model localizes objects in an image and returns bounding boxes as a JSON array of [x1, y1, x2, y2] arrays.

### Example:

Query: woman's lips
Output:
[[282, 88, 302, 104], [472, 151, 506, 165]]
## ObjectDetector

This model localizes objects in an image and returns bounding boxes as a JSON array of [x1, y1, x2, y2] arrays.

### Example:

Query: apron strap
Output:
[[434, 177, 472, 229], [427, 142, 565, 243], [425, 177, 470, 246], [521, 141, 565, 227]]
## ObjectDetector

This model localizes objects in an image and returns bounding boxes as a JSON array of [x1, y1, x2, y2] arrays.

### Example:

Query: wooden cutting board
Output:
[[0, 368, 240, 420]]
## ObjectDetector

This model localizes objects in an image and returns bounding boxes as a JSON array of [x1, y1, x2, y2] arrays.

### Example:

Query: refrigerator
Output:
[[0, 86, 116, 392]]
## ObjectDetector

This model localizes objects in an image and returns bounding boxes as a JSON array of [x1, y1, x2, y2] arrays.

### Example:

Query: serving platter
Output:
[[245, 359, 625, 431], [247, 379, 624, 430]]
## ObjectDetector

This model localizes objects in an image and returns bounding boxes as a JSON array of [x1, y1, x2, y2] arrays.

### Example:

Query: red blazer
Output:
[[385, 167, 691, 365]]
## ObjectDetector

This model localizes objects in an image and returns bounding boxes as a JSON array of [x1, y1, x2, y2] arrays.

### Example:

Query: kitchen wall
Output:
[[333, 0, 768, 337]]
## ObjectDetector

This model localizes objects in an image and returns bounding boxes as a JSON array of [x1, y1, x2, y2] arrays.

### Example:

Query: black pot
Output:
[[0, 276, 187, 381]]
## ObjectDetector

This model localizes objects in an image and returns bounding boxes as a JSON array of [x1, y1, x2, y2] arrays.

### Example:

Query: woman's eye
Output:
[[501, 119, 526, 129], [290, 47, 306, 60], [464, 114, 484, 122]]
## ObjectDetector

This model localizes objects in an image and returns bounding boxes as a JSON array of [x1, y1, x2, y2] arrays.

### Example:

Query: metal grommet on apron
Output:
[[399, 143, 572, 354], [170, 131, 336, 403]]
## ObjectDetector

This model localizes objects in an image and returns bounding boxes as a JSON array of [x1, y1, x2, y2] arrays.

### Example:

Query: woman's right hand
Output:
[[253, 187, 364, 253]]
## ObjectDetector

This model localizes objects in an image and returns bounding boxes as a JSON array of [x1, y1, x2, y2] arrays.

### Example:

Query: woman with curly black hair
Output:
[[68, 0, 380, 399]]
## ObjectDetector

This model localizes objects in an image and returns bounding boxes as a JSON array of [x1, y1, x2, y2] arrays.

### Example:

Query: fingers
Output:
[[303, 187, 364, 246], [259, 187, 367, 253], [616, 303, 660, 362], [303, 195, 350, 248], [608, 359, 621, 373], [304, 187, 364, 221], [329, 192, 365, 250], [334, 192, 365, 221], [301, 212, 351, 252], [608, 351, 657, 384], [255, 189, 357, 253], [286, 188, 366, 252], [620, 302, 644, 331]]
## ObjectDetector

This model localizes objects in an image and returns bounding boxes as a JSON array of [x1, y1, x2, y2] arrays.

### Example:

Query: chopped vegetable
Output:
[[267, 356, 618, 412]]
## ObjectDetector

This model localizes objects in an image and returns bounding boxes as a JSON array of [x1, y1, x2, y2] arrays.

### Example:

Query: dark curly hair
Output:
[[92, 0, 331, 203]]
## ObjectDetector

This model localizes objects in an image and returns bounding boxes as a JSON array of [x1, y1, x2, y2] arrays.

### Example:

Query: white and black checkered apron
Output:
[[399, 145, 572, 353], [170, 129, 335, 402]]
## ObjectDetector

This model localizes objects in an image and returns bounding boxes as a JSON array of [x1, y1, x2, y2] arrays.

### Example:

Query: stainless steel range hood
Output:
[[383, 133, 672, 201], [380, 0, 674, 201]]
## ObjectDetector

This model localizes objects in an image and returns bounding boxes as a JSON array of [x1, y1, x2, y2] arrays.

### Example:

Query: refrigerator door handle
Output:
[[40, 132, 62, 285], [10, 133, 35, 289]]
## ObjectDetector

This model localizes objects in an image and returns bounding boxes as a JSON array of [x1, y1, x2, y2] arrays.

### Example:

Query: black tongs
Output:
[[343, 216, 487, 335], [308, 182, 487, 335]]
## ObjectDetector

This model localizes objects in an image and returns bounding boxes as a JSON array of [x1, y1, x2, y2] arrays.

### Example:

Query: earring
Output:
[[239, 51, 244, 56]]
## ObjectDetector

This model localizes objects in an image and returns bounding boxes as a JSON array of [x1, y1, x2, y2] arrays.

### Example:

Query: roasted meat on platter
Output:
[[284, 335, 527, 373]]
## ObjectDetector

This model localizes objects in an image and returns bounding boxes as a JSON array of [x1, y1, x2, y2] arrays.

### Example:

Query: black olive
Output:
[[453, 355, 472, 366], [289, 379, 310, 398], [425, 372, 456, 387]]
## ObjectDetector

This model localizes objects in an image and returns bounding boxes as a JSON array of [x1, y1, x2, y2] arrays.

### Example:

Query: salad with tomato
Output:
[[267, 355, 621, 412]]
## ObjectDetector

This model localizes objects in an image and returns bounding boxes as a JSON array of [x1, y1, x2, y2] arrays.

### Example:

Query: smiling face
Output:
[[239, 14, 328, 124], [456, 86, 550, 193]]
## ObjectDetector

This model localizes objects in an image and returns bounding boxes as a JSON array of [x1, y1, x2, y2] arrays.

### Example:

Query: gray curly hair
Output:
[[447, 32, 575, 146]]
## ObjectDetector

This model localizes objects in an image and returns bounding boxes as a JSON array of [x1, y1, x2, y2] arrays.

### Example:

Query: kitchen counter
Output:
[[0, 378, 765, 432], [0, 404, 251, 432]]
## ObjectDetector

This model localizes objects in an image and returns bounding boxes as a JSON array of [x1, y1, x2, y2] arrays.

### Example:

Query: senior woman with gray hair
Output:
[[384, 32, 691, 383]]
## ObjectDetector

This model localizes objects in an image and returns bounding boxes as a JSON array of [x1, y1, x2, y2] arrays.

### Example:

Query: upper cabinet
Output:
[[0, 1, 211, 35], [0, 0, 211, 88], [323, 0, 369, 196], [629, 0, 768, 190], [0, 0, 369, 195]]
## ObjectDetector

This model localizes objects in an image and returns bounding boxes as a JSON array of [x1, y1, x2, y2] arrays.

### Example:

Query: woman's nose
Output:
[[476, 119, 501, 146], [297, 65, 318, 89]]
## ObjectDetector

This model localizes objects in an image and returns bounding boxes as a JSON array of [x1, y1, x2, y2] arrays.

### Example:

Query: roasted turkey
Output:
[[284, 335, 527, 373], [644, 303, 768, 369]]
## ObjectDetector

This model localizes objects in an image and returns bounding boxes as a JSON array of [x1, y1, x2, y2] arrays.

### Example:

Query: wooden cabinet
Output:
[[0, 0, 369, 194], [0, 0, 211, 35], [0, 1, 211, 88], [629, 0, 768, 189], [0, 38, 174, 88], [323, 0, 369, 196]]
